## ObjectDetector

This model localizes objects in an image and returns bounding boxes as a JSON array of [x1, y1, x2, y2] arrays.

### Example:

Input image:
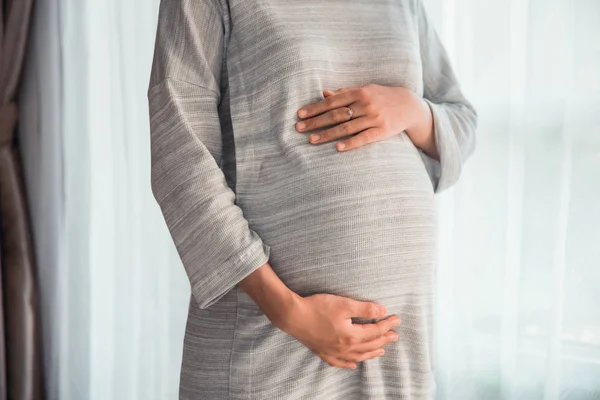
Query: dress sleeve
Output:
[[415, 0, 478, 193], [147, 0, 271, 309]]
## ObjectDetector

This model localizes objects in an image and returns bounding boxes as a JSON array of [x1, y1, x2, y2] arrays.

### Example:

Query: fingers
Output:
[[321, 349, 386, 369], [297, 89, 357, 119], [321, 330, 399, 367], [296, 103, 363, 133], [344, 348, 386, 363], [350, 330, 399, 354], [307, 118, 374, 145], [321, 354, 357, 370], [337, 127, 386, 151], [346, 299, 387, 319], [351, 315, 402, 342], [323, 87, 353, 97]]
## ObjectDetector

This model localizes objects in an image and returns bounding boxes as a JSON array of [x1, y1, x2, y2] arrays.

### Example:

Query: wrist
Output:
[[237, 262, 304, 331], [406, 96, 438, 158], [270, 290, 305, 334], [405, 95, 430, 137]]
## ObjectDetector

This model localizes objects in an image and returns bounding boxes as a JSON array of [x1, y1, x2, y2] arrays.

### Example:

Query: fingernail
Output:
[[298, 109, 307, 117], [351, 364, 357, 369], [385, 330, 398, 340], [338, 142, 346, 150], [378, 306, 386, 316], [378, 349, 385, 356], [297, 122, 305, 130], [310, 134, 320, 142]]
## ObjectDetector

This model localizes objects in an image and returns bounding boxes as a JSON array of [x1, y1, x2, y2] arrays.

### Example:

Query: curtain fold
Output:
[[0, 0, 43, 399], [16, 0, 600, 399]]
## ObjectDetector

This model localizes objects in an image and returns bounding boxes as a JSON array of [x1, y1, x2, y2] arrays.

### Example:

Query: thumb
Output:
[[345, 299, 386, 319]]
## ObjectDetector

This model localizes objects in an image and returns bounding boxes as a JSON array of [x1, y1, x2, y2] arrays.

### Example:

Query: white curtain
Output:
[[17, 0, 600, 399]]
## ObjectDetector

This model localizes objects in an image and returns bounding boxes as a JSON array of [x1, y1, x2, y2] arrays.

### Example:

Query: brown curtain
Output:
[[0, 0, 43, 399]]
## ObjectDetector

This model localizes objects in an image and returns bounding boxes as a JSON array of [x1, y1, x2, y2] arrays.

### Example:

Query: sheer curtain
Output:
[[429, 0, 600, 398], [18, 0, 600, 399]]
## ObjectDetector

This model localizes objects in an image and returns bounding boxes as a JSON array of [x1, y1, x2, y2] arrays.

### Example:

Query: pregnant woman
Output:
[[147, 0, 477, 399]]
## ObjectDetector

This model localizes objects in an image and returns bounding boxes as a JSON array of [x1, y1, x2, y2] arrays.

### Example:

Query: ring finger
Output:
[[297, 102, 364, 133]]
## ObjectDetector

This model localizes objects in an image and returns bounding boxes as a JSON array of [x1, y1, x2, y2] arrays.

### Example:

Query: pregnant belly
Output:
[[240, 133, 437, 310], [225, 134, 437, 399]]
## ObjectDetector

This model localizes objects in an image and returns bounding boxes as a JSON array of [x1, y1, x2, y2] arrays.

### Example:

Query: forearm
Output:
[[238, 262, 302, 331], [406, 96, 440, 161]]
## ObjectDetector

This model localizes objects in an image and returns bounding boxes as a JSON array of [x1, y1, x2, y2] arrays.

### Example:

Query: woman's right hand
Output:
[[276, 293, 401, 369], [238, 262, 401, 369]]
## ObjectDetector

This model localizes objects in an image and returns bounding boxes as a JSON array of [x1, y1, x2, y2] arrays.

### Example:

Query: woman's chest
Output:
[[226, 0, 423, 94]]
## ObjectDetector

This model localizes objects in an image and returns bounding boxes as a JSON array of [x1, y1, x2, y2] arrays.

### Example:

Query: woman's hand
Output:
[[295, 84, 439, 159], [238, 262, 401, 370], [278, 293, 401, 370]]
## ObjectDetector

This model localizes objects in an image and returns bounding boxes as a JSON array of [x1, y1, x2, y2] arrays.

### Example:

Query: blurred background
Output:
[[0, 0, 598, 399]]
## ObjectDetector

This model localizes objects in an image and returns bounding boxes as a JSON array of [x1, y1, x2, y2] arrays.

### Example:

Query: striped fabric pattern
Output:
[[147, 0, 477, 398]]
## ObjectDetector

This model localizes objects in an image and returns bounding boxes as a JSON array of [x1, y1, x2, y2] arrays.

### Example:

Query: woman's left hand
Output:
[[295, 83, 437, 157]]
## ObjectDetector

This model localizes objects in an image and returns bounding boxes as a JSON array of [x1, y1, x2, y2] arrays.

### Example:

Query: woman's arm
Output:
[[148, 0, 399, 369], [148, 0, 271, 310], [410, 0, 478, 193]]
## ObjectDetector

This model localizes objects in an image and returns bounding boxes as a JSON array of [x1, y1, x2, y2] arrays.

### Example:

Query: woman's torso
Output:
[[182, 2, 439, 398], [220, 0, 437, 302]]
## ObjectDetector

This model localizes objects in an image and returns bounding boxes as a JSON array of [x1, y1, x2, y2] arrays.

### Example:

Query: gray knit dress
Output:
[[147, 0, 477, 399]]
